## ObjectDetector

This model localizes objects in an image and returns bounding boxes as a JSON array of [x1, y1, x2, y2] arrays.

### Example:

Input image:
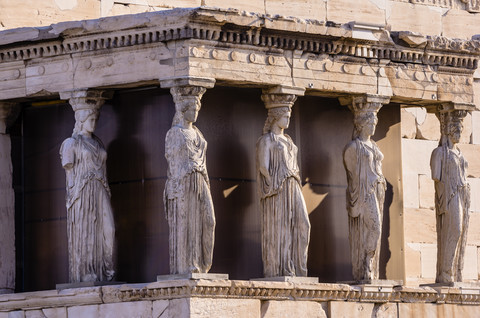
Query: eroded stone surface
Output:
[[401, 108, 417, 139], [162, 80, 216, 275], [431, 109, 471, 284], [329, 301, 374, 318], [257, 87, 310, 278], [190, 298, 260, 318], [60, 90, 115, 283], [0, 103, 16, 294], [343, 94, 389, 281], [261, 300, 326, 318]]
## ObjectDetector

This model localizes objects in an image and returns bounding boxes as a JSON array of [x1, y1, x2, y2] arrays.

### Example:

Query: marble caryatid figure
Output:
[[60, 90, 115, 283], [343, 95, 388, 281], [256, 91, 310, 278], [431, 108, 470, 284], [164, 85, 215, 274]]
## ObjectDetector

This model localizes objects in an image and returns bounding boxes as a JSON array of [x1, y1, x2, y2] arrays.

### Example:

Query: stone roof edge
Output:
[[0, 6, 479, 57]]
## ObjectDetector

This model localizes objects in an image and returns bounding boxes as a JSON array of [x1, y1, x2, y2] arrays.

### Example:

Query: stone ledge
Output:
[[2, 280, 480, 312]]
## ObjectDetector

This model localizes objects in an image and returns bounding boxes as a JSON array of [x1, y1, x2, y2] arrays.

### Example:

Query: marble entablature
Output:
[[0, 7, 478, 108]]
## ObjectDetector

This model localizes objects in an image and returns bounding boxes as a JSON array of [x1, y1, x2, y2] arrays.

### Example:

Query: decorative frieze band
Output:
[[0, 8, 478, 72]]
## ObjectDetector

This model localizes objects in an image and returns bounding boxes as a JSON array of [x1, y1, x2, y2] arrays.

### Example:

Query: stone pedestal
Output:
[[157, 273, 229, 281], [351, 279, 403, 292], [0, 102, 18, 294], [421, 282, 480, 296], [251, 276, 319, 284]]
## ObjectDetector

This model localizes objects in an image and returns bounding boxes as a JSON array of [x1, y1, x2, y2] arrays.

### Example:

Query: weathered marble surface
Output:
[[342, 95, 389, 281], [256, 86, 310, 278], [431, 107, 471, 284], [2, 280, 480, 317], [59, 90, 115, 283], [0, 102, 17, 294], [163, 79, 216, 275]]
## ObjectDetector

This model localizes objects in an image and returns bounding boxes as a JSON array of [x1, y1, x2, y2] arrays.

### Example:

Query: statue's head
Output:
[[353, 111, 378, 139], [263, 106, 291, 134], [73, 109, 99, 135], [171, 86, 206, 127], [447, 116, 463, 145]]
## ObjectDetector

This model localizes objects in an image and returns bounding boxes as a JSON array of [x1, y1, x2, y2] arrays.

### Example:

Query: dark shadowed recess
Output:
[[11, 86, 399, 291]]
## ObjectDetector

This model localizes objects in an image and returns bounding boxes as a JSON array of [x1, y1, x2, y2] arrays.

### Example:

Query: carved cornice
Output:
[[407, 0, 480, 13], [0, 7, 478, 73]]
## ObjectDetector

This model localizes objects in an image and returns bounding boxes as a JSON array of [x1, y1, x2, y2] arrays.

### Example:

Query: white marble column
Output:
[[256, 85, 311, 278], [341, 94, 390, 281], [431, 102, 474, 284], [0, 102, 18, 294], [59, 89, 116, 284], [160, 77, 217, 275]]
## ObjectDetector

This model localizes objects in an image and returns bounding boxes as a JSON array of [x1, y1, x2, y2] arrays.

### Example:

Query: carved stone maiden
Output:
[[164, 85, 215, 274], [257, 90, 310, 277], [60, 90, 115, 283]]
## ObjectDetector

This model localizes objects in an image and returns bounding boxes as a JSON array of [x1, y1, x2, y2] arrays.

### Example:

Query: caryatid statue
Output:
[[431, 105, 471, 284], [342, 94, 390, 281], [59, 90, 116, 283], [256, 86, 310, 278], [162, 78, 216, 275]]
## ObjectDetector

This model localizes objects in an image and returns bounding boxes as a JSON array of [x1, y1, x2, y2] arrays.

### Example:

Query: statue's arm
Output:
[[343, 143, 357, 179], [431, 147, 446, 213], [60, 138, 76, 189], [257, 136, 272, 188], [343, 142, 361, 217], [430, 147, 443, 182]]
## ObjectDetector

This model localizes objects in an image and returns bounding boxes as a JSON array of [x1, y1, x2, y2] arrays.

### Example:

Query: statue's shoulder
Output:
[[60, 136, 77, 152], [431, 145, 444, 161], [343, 138, 359, 154], [166, 126, 184, 141], [256, 132, 272, 147], [192, 125, 205, 140], [283, 133, 294, 144]]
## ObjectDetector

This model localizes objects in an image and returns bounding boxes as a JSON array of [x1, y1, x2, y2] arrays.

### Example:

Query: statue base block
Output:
[[342, 279, 403, 293], [157, 273, 229, 281], [421, 282, 480, 294], [251, 276, 319, 284], [56, 281, 124, 290]]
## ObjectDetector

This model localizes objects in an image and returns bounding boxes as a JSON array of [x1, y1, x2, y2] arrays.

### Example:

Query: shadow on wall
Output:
[[199, 87, 264, 279]]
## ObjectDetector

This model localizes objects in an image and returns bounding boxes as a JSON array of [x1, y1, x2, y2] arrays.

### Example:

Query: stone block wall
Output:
[[401, 106, 480, 285], [1, 1, 480, 40]]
